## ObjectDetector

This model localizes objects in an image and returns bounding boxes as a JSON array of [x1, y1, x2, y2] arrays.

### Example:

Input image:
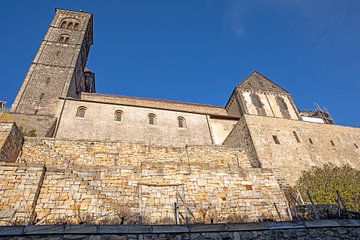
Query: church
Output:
[[0, 8, 359, 225]]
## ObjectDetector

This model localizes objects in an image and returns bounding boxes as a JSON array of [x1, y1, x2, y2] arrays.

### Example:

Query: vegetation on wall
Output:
[[293, 164, 360, 212]]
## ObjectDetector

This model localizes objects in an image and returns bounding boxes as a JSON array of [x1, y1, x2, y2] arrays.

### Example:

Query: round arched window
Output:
[[76, 106, 87, 118], [178, 116, 186, 128], [148, 113, 156, 125], [114, 110, 123, 122], [58, 35, 70, 44]]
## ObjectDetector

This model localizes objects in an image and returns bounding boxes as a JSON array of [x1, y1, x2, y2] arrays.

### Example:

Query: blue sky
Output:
[[0, 0, 359, 127]]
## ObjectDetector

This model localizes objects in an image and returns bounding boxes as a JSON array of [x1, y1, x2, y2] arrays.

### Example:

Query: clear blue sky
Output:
[[0, 0, 359, 127]]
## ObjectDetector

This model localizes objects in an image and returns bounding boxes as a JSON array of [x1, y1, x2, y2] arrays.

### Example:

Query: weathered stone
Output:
[[0, 7, 359, 233], [64, 225, 97, 234], [24, 225, 65, 234], [0, 226, 24, 236]]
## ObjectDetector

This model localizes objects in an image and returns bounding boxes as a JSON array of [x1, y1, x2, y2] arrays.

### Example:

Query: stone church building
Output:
[[0, 9, 359, 225]]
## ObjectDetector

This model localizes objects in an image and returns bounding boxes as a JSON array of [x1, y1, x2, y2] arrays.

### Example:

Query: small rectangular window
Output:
[[309, 138, 313, 144], [273, 135, 280, 144], [293, 131, 300, 143]]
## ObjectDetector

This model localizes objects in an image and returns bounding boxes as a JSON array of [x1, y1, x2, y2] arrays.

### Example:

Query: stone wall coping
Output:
[[0, 162, 44, 168], [0, 220, 358, 236], [23, 136, 245, 151]]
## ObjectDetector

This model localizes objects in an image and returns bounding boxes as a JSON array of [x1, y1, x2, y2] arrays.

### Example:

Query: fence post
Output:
[[174, 202, 178, 225], [306, 190, 319, 220]]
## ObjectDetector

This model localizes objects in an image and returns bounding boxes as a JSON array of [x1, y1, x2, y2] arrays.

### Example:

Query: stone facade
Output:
[[0, 8, 359, 228], [11, 138, 289, 225], [239, 114, 360, 186], [54, 99, 214, 147], [223, 117, 261, 168], [0, 113, 56, 137], [0, 123, 23, 163], [0, 162, 44, 225], [10, 9, 94, 116], [225, 72, 300, 120]]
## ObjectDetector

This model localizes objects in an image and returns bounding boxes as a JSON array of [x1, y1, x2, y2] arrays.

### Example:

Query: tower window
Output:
[[148, 113, 156, 125], [60, 18, 80, 30], [178, 116, 186, 128], [76, 106, 87, 118], [293, 131, 300, 143], [59, 35, 70, 44], [61, 21, 67, 28], [67, 22, 74, 29], [273, 135, 280, 144], [114, 110, 123, 122], [309, 138, 313, 144]]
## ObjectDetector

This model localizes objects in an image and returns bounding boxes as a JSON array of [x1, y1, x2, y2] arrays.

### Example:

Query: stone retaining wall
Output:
[[0, 138, 291, 225], [0, 113, 57, 137], [0, 162, 44, 224], [0, 219, 358, 239]]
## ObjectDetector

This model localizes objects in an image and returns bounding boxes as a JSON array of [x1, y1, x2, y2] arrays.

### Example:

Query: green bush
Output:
[[294, 164, 360, 212]]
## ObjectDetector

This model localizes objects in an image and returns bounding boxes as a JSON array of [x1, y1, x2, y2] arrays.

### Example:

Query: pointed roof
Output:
[[237, 71, 289, 94]]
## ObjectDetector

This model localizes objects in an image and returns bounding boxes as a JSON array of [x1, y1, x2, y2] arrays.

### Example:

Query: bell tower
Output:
[[11, 8, 95, 116]]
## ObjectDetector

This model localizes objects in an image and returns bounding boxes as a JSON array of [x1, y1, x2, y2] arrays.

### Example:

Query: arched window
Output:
[[114, 110, 123, 122], [60, 18, 80, 29], [61, 21, 67, 28], [276, 96, 290, 119], [76, 106, 87, 118], [67, 22, 74, 29], [250, 92, 266, 116], [178, 116, 186, 128], [276, 96, 288, 110], [250, 93, 263, 108], [58, 35, 70, 44], [148, 113, 156, 125]]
